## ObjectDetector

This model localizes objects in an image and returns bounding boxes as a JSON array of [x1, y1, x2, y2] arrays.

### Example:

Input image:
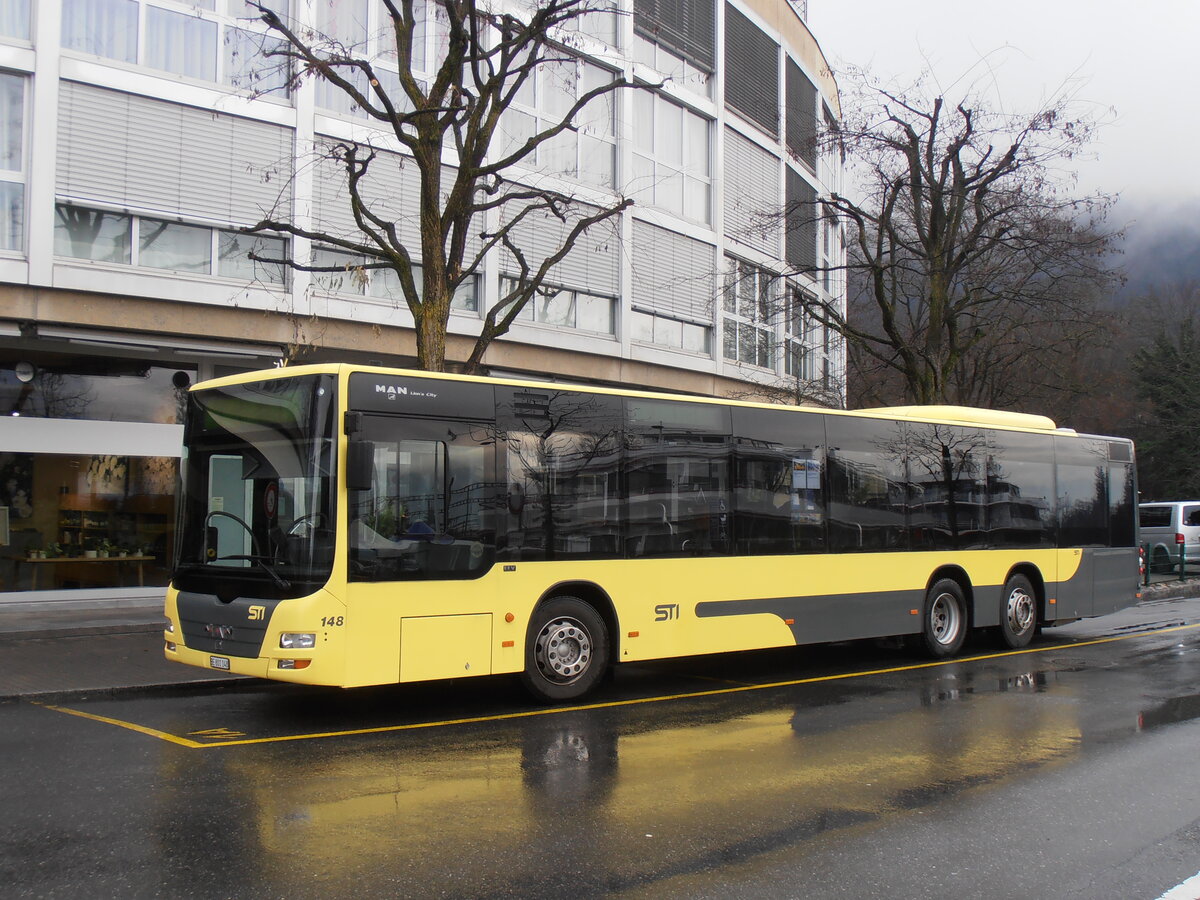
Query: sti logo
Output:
[[375, 384, 409, 398]]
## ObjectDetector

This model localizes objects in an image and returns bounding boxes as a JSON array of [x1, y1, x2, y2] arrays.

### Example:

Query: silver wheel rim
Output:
[[1006, 587, 1035, 634], [930, 592, 961, 646], [534, 616, 592, 684]]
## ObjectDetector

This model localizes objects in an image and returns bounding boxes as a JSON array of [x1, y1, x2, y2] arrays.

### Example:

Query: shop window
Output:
[[0, 452, 177, 594]]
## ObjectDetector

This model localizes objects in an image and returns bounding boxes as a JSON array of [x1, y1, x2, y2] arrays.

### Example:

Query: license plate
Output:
[[209, 656, 231, 670]]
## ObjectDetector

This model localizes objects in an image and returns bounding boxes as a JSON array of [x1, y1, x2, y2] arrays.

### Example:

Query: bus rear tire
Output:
[[920, 579, 967, 658], [520, 597, 609, 703], [998, 573, 1037, 649]]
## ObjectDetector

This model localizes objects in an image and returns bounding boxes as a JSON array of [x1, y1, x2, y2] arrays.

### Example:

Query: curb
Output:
[[0, 622, 166, 642], [1, 675, 257, 705]]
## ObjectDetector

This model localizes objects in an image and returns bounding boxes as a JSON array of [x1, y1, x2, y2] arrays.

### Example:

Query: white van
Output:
[[1139, 501, 1200, 572]]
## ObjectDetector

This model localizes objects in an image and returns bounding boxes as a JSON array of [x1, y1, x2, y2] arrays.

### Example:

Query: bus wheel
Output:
[[521, 597, 609, 703], [920, 579, 967, 658], [998, 574, 1037, 649]]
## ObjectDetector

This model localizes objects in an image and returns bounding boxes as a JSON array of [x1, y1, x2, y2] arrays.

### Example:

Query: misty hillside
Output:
[[1113, 197, 1200, 300]]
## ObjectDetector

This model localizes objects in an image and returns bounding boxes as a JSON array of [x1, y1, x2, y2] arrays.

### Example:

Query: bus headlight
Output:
[[279, 632, 316, 649]]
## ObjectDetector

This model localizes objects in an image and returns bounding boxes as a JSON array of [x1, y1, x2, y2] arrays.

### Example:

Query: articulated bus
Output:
[[164, 364, 1139, 701]]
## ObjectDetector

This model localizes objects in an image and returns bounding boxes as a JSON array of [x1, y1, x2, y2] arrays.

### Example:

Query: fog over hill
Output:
[[1112, 198, 1200, 301]]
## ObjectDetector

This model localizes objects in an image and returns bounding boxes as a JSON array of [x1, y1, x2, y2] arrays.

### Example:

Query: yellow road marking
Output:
[[37, 623, 1200, 750], [40, 704, 205, 748]]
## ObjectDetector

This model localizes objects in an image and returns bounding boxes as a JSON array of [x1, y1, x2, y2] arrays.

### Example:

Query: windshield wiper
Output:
[[215, 555, 292, 590]]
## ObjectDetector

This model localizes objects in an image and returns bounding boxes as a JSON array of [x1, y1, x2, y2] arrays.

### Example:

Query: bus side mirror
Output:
[[346, 440, 375, 492]]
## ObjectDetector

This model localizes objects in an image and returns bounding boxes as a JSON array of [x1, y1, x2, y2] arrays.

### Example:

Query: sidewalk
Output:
[[0, 595, 247, 702]]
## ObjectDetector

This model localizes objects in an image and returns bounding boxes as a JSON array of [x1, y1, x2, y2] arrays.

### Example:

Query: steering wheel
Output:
[[286, 512, 325, 537]]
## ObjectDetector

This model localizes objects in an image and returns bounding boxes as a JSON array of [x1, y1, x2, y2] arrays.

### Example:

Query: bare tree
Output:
[[244, 0, 637, 372], [795, 69, 1121, 407]]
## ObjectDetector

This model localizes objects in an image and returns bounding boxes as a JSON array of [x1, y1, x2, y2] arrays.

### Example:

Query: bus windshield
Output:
[[174, 373, 337, 600]]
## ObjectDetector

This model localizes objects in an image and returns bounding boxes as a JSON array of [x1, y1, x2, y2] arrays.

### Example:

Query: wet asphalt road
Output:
[[5, 598, 1200, 899]]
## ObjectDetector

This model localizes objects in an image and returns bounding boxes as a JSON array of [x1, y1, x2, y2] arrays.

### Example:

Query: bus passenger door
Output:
[[345, 415, 499, 683]]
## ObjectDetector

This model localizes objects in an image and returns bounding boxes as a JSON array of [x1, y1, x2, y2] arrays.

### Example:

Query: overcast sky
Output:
[[808, 1, 1197, 213]]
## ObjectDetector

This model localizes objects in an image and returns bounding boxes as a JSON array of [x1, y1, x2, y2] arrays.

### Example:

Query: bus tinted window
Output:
[[987, 431, 1055, 549], [1056, 437, 1109, 548], [826, 416, 906, 552], [731, 406, 826, 554], [349, 416, 496, 581], [906, 423, 988, 551], [625, 398, 732, 557], [497, 389, 623, 560], [1109, 462, 1136, 547]]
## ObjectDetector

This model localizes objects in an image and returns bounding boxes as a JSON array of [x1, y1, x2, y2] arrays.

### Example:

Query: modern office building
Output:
[[0, 0, 844, 600]]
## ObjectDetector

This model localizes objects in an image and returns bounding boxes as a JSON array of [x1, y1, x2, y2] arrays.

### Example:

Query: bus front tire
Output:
[[521, 597, 609, 703], [998, 573, 1037, 649], [920, 579, 967, 658]]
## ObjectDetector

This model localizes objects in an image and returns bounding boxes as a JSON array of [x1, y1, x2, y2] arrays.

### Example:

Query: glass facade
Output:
[[1, 361, 191, 423]]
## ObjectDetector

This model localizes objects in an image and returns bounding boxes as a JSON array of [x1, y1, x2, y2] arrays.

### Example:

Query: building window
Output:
[[61, 0, 291, 95], [631, 310, 711, 354], [498, 59, 618, 190], [632, 0, 716, 73], [62, 0, 139, 63], [629, 91, 711, 224], [503, 279, 617, 335], [54, 203, 288, 285], [724, 4, 779, 138], [1, 0, 31, 41], [218, 231, 287, 284], [786, 58, 817, 170], [314, 0, 436, 119], [54, 207, 133, 263], [723, 258, 777, 369], [146, 6, 218, 80], [630, 34, 711, 99], [784, 285, 814, 380], [0, 72, 24, 251], [313, 246, 478, 311]]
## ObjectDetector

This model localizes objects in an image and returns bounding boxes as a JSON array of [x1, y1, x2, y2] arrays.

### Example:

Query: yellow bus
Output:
[[163, 364, 1139, 701]]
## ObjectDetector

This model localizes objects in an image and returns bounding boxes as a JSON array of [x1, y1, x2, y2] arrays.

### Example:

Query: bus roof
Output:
[[195, 364, 1077, 436]]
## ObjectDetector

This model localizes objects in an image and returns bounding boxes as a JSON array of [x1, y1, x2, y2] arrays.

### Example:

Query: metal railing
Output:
[[1142, 541, 1200, 585]]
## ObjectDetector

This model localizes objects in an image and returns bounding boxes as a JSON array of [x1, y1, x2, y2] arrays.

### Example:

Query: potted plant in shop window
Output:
[[97, 539, 115, 559], [83, 538, 98, 559], [44, 542, 63, 559]]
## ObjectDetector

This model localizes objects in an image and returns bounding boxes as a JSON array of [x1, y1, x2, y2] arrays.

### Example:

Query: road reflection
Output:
[[188, 661, 1082, 896]]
